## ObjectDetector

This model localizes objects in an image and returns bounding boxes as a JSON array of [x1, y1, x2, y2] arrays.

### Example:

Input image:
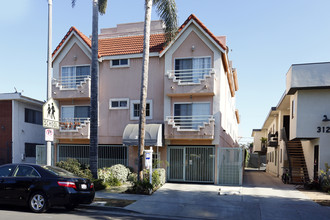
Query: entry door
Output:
[[185, 147, 214, 182], [36, 145, 54, 165], [283, 115, 290, 140]]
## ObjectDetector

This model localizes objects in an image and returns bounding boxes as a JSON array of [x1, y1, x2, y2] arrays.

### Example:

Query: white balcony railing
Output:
[[53, 75, 90, 89], [167, 68, 215, 85], [166, 115, 214, 131], [59, 117, 90, 131]]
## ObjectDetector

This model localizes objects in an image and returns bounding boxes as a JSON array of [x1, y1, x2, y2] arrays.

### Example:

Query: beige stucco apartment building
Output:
[[252, 62, 330, 184], [51, 14, 240, 185]]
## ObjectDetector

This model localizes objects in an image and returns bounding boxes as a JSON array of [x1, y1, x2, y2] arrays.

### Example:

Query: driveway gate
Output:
[[167, 146, 215, 183], [218, 147, 243, 185]]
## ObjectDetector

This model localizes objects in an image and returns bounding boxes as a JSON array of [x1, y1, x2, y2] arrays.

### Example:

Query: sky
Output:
[[1, 0, 330, 144]]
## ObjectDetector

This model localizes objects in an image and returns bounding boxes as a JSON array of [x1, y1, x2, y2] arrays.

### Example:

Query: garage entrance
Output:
[[167, 146, 215, 183]]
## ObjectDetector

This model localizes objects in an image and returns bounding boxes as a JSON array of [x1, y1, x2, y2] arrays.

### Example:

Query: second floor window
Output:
[[174, 103, 210, 129], [61, 65, 90, 89], [130, 100, 152, 120], [61, 106, 90, 122], [109, 98, 129, 109], [111, 59, 129, 68], [175, 57, 211, 83], [25, 108, 42, 125]]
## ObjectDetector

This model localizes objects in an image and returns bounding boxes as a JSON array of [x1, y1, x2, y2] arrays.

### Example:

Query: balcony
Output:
[[268, 132, 278, 147], [165, 115, 215, 140], [55, 118, 90, 140], [165, 68, 216, 97], [52, 75, 91, 100]]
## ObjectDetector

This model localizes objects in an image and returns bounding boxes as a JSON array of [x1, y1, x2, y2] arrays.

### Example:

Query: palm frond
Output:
[[71, 0, 76, 8], [153, 0, 178, 42], [98, 0, 108, 15]]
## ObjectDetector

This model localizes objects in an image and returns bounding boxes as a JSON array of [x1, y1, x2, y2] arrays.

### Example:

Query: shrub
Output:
[[56, 158, 107, 191], [128, 172, 137, 183], [129, 178, 153, 195], [127, 168, 166, 194], [56, 158, 92, 180], [98, 164, 130, 187], [93, 179, 107, 191], [319, 163, 330, 193], [155, 168, 166, 186], [109, 164, 130, 183]]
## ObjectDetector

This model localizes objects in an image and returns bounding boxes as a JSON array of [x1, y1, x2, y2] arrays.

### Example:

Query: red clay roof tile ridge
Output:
[[52, 26, 98, 58]]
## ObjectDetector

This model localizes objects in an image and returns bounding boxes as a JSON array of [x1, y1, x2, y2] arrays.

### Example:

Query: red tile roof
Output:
[[99, 33, 165, 56], [52, 14, 226, 58], [52, 26, 92, 57]]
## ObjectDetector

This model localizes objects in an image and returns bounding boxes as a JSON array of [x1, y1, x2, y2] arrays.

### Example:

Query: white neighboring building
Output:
[[252, 62, 330, 183], [0, 93, 45, 164]]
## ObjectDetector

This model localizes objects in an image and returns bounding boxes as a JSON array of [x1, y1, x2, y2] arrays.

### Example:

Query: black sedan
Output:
[[0, 163, 95, 213]]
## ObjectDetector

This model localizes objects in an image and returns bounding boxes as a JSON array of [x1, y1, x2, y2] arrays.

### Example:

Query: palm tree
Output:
[[138, 0, 177, 181], [72, 0, 108, 179]]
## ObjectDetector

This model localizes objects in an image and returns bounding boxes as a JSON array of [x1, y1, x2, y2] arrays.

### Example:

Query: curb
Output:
[[78, 204, 140, 214]]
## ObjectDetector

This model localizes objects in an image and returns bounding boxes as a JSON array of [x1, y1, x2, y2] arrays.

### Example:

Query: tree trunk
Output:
[[137, 0, 153, 181], [90, 0, 99, 179]]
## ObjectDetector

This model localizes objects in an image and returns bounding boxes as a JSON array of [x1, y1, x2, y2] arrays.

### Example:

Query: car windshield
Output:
[[42, 166, 79, 178]]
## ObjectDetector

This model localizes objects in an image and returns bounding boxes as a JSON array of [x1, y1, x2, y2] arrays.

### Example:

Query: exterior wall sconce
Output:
[[323, 115, 330, 121], [73, 55, 77, 61], [191, 45, 195, 52]]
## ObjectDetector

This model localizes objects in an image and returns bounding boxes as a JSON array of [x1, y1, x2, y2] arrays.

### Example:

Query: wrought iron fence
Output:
[[57, 144, 128, 168], [218, 147, 243, 185]]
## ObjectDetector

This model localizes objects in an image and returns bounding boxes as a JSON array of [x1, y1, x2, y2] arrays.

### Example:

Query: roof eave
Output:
[[160, 14, 226, 57]]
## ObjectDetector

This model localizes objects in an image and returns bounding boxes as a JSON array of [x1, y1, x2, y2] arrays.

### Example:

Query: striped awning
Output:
[[122, 124, 162, 147]]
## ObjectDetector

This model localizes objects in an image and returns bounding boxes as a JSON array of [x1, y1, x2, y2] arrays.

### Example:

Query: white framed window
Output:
[[61, 65, 90, 88], [130, 100, 153, 120], [109, 98, 129, 109], [110, 59, 129, 68], [174, 57, 211, 83], [173, 102, 211, 130], [61, 105, 90, 120]]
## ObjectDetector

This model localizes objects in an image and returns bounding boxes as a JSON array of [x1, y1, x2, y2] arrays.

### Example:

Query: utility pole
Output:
[[46, 0, 53, 166]]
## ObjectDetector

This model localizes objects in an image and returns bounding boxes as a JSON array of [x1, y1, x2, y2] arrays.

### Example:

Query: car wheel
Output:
[[29, 192, 48, 213]]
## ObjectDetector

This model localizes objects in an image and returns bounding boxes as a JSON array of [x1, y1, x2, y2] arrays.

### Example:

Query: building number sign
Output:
[[317, 126, 330, 133]]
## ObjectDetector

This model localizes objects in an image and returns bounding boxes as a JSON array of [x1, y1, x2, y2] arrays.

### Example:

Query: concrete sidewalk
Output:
[[93, 170, 330, 219]]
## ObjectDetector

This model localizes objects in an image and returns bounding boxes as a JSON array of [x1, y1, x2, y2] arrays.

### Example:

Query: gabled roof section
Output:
[[52, 26, 92, 58], [53, 15, 228, 59], [53, 26, 166, 58], [160, 14, 227, 56], [177, 14, 226, 50]]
